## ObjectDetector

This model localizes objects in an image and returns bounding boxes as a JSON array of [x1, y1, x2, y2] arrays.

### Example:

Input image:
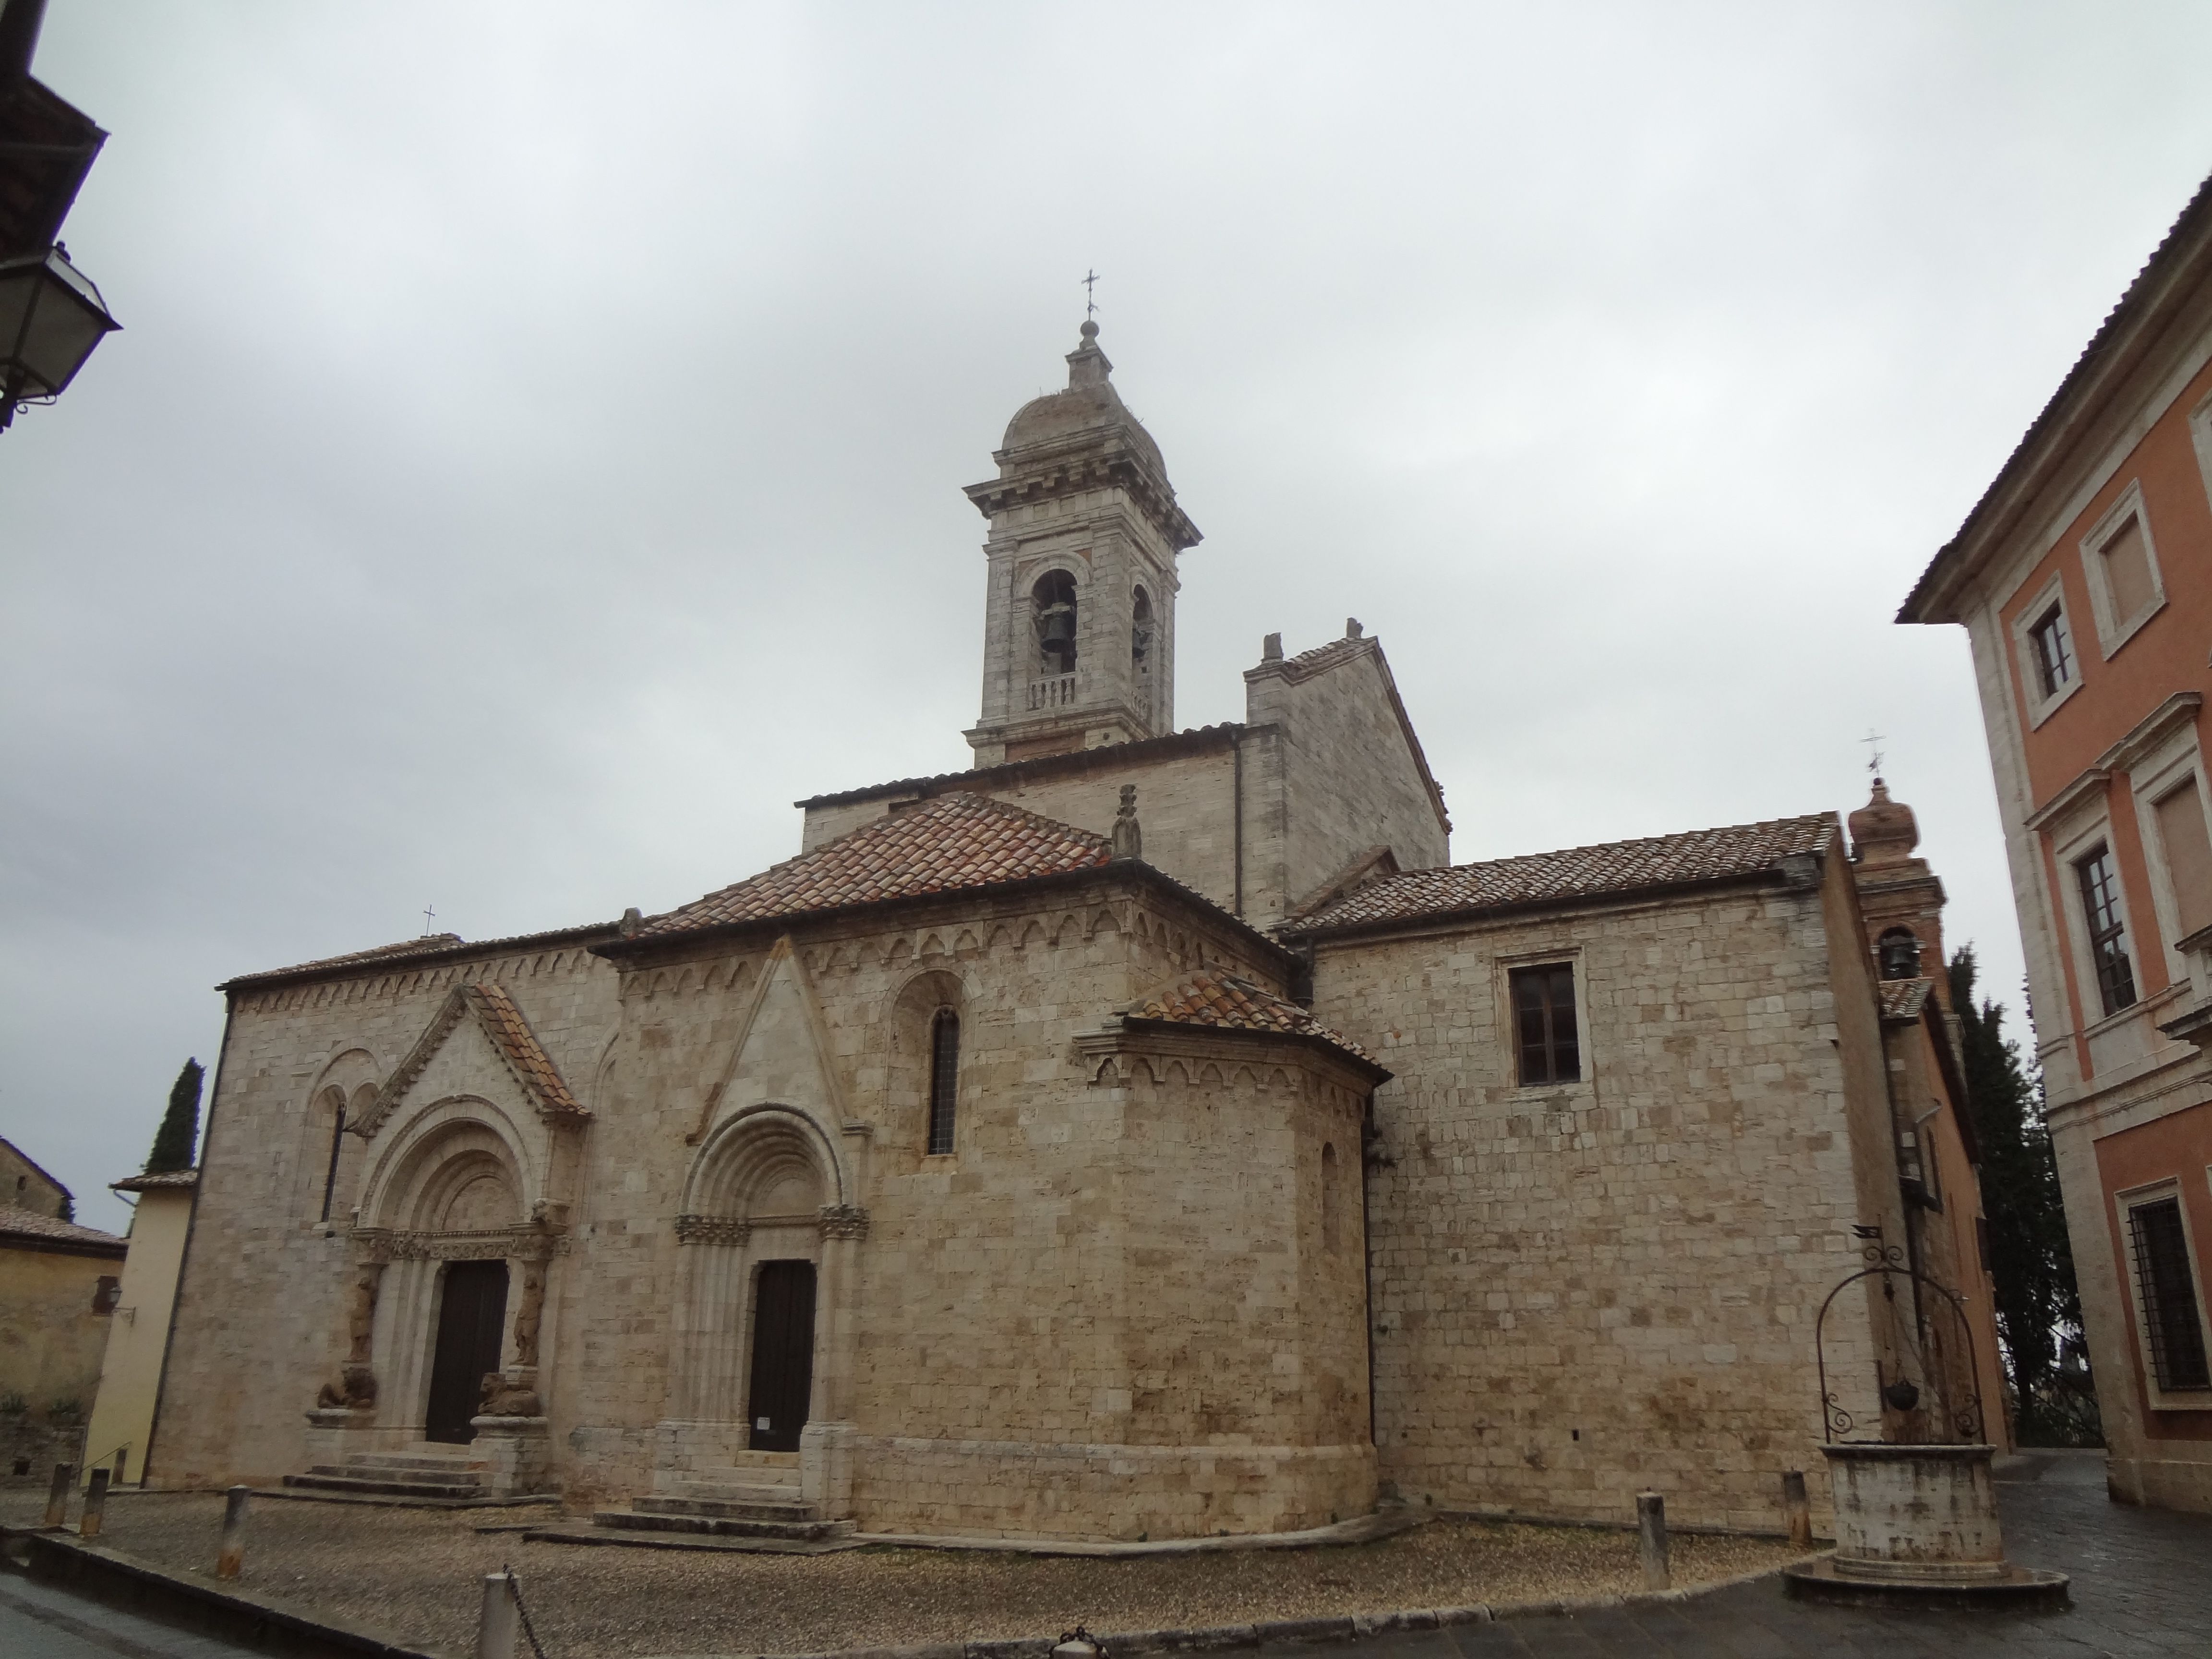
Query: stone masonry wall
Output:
[[1244, 648, 1449, 928], [605, 874, 1371, 1538], [1311, 868, 1886, 1532], [149, 941, 620, 1489]]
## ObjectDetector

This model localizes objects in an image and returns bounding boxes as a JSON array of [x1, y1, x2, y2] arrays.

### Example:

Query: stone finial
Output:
[[1849, 779, 1922, 867], [1067, 318, 1112, 390], [1111, 784, 1143, 861], [619, 906, 642, 937], [1262, 631, 1283, 662], [1345, 618, 1364, 639]]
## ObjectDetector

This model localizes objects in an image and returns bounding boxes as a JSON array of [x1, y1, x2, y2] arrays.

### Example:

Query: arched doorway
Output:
[[426, 1259, 508, 1443]]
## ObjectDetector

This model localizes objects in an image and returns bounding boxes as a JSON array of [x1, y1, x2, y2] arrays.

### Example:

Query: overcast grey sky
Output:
[[5, 3, 2208, 1232]]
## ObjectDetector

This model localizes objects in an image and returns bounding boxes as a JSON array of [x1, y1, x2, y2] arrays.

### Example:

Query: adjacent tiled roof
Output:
[[795, 724, 1246, 810], [357, 982, 585, 1138], [1901, 169, 2212, 622], [222, 922, 623, 991], [0, 1206, 127, 1253], [1128, 970, 1385, 1074], [1879, 978, 1936, 1022], [111, 1169, 198, 1193], [469, 983, 583, 1117], [0, 1135, 72, 1204], [1288, 813, 1838, 936], [637, 792, 1113, 939]]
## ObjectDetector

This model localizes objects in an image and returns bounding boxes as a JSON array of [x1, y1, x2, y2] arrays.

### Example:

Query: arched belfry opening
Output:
[[1034, 571, 1078, 678], [1879, 927, 1923, 981]]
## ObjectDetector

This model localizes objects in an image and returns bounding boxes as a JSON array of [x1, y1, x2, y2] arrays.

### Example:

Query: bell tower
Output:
[[963, 321, 1201, 765]]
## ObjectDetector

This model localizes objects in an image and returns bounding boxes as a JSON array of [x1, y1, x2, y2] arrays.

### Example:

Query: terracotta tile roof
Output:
[[1289, 812, 1838, 935], [0, 1206, 128, 1253], [110, 1169, 198, 1193], [1129, 970, 1385, 1074], [222, 922, 622, 991], [794, 724, 1246, 810], [1879, 977, 1936, 1022], [638, 792, 1113, 939], [358, 982, 585, 1138], [468, 983, 582, 1117]]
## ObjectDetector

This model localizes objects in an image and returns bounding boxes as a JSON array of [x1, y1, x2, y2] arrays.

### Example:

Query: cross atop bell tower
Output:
[[962, 321, 1201, 765]]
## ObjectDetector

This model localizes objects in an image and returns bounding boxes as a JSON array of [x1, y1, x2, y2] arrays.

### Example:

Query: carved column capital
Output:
[[675, 1214, 751, 1246]]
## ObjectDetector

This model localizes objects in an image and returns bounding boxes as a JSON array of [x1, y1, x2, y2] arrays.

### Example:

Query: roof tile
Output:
[[1291, 812, 1837, 934], [638, 792, 1113, 940], [1131, 969, 1383, 1072], [0, 1206, 127, 1251]]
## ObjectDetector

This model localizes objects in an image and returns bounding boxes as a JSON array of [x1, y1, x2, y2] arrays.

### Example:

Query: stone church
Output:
[[149, 321, 2007, 1541]]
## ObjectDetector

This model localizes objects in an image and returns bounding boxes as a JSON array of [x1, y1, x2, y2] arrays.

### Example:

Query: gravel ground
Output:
[[0, 1491, 1801, 1658]]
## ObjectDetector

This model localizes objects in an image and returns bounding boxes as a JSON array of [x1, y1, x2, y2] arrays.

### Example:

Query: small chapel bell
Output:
[[1038, 604, 1076, 647]]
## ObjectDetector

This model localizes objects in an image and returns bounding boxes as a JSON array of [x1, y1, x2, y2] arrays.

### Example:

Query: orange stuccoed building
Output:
[[1901, 172, 2212, 1512]]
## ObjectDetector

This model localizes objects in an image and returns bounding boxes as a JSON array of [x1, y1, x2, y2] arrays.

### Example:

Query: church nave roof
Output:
[[632, 791, 1115, 940], [1285, 812, 1839, 938]]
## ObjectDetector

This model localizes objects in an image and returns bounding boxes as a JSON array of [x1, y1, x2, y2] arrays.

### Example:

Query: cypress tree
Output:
[[1948, 946, 2099, 1445], [145, 1058, 204, 1175]]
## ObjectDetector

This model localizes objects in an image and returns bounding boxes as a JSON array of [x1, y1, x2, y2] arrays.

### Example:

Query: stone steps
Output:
[[283, 1443, 493, 1503], [284, 1471, 487, 1501], [635, 1493, 818, 1522], [591, 1506, 854, 1543]]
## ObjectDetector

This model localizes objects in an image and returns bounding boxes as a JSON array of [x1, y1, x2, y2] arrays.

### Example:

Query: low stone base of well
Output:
[[1783, 1555, 2069, 1611]]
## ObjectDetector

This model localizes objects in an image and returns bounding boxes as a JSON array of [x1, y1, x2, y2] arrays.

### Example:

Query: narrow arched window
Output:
[[1321, 1142, 1340, 1252], [927, 1009, 960, 1155], [317, 1087, 348, 1222]]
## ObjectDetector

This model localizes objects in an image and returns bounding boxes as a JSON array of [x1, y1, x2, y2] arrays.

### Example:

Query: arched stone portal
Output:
[[662, 1104, 864, 1516]]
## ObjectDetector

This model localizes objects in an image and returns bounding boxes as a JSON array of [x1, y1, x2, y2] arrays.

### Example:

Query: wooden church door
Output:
[[745, 1260, 816, 1453], [426, 1260, 508, 1444]]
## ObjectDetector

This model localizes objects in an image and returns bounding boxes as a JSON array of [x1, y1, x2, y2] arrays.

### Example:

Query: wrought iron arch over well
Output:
[[1813, 1245, 1985, 1444]]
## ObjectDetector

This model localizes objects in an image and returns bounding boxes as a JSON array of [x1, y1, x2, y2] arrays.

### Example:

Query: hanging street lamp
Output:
[[0, 0, 117, 433], [0, 240, 117, 429]]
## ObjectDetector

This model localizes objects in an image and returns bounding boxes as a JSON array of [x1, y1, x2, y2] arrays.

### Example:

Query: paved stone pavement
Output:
[[1275, 1452, 2208, 1659], [0, 1572, 258, 1659]]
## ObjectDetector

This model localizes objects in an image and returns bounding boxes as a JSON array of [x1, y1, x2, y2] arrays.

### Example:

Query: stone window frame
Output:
[[2010, 571, 2082, 731], [2049, 806, 2144, 1035], [2114, 1176, 2212, 1411], [2076, 480, 2167, 661], [2128, 727, 2212, 990], [1494, 945, 1595, 1104]]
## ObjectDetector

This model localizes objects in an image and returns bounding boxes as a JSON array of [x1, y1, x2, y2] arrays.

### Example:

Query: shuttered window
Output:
[[2152, 780, 2212, 941]]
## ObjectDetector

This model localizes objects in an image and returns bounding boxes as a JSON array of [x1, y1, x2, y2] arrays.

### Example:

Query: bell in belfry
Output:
[[1038, 603, 1075, 648]]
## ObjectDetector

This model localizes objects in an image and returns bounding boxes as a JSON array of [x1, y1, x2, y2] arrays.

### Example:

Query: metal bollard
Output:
[[1781, 1469, 1812, 1548], [216, 1485, 250, 1580], [44, 1463, 75, 1528], [477, 1570, 520, 1659], [1635, 1490, 1670, 1591], [80, 1467, 109, 1539]]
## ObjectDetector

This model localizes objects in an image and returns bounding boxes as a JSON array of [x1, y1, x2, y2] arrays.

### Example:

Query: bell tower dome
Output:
[[963, 321, 1201, 765]]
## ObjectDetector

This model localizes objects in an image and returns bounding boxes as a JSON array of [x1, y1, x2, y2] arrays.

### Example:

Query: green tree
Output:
[[145, 1058, 203, 1175], [1948, 946, 2099, 1445]]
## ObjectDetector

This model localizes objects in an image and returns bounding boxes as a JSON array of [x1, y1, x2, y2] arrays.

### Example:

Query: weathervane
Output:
[[1862, 729, 1887, 779], [1082, 268, 1099, 318]]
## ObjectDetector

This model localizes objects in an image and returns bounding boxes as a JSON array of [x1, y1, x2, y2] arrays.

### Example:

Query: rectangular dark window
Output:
[[1511, 964, 1580, 1086], [926, 1009, 960, 1155], [2075, 846, 2138, 1017], [2128, 1196, 2210, 1392], [2029, 605, 2074, 698]]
